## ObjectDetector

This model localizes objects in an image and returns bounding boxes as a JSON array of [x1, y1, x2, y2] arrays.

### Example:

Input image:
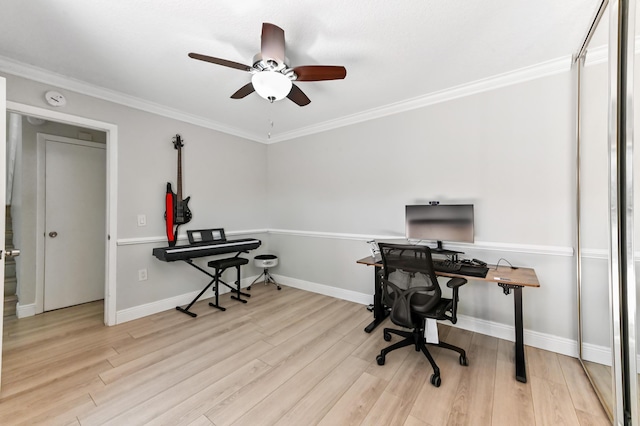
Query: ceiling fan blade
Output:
[[230, 82, 255, 99], [287, 84, 311, 106], [188, 53, 252, 72], [261, 23, 286, 63], [293, 65, 347, 81]]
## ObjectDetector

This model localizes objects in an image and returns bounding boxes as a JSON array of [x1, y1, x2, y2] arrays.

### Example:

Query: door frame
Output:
[[7, 101, 118, 326], [37, 134, 107, 313]]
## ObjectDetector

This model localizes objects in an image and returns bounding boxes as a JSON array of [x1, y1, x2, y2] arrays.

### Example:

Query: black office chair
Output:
[[376, 243, 469, 387]]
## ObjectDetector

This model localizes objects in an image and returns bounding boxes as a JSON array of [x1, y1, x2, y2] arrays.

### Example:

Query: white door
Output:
[[0, 77, 7, 387], [43, 135, 105, 311]]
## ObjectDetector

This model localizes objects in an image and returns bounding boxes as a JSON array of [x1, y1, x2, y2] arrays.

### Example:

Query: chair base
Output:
[[376, 326, 468, 387], [248, 268, 281, 290]]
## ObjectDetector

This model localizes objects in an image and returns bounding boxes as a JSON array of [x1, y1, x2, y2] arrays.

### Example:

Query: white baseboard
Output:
[[453, 314, 579, 358], [9, 276, 623, 368], [108, 273, 614, 366], [271, 274, 372, 306], [581, 342, 614, 366], [269, 274, 616, 363], [270, 274, 583, 358], [15, 302, 36, 318], [115, 275, 259, 324]]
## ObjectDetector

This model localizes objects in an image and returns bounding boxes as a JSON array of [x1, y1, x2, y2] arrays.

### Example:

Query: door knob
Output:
[[5, 249, 20, 257], [49, 231, 58, 238]]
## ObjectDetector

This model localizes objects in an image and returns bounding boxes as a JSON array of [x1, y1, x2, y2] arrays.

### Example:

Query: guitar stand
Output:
[[175, 256, 249, 317]]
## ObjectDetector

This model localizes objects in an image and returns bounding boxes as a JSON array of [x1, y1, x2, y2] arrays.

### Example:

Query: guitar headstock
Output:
[[172, 134, 184, 149]]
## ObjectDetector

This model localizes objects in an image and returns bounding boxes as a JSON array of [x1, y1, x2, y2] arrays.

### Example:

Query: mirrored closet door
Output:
[[576, 0, 638, 424]]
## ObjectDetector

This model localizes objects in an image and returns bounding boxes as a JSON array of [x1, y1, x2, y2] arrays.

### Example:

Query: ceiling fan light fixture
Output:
[[251, 71, 292, 102]]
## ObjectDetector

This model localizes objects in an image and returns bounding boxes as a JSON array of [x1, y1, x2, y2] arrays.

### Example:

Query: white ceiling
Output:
[[0, 0, 600, 142]]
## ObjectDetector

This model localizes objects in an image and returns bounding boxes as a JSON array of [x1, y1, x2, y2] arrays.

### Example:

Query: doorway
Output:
[[6, 102, 118, 325]]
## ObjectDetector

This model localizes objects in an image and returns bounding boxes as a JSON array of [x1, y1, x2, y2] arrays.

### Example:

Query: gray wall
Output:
[[2, 66, 586, 350], [267, 70, 578, 342], [2, 72, 269, 311]]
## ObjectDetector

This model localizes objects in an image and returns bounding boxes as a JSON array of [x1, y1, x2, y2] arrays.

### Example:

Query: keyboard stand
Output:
[[175, 254, 250, 317], [175, 259, 225, 317]]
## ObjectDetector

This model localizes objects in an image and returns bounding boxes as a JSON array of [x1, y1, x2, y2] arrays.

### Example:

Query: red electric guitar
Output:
[[165, 134, 192, 246]]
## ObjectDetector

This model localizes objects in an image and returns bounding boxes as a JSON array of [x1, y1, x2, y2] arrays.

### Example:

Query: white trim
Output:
[[1, 55, 572, 144], [117, 229, 268, 246], [580, 247, 640, 260], [115, 274, 258, 323], [453, 313, 578, 358], [271, 274, 372, 306], [584, 44, 608, 67], [583, 36, 640, 67], [266, 56, 573, 144], [119, 228, 573, 257], [0, 57, 262, 143], [581, 342, 615, 366], [109, 261, 615, 363], [15, 302, 36, 319], [269, 228, 574, 257], [581, 248, 609, 259], [274, 274, 618, 363], [6, 101, 119, 326], [270, 228, 391, 242]]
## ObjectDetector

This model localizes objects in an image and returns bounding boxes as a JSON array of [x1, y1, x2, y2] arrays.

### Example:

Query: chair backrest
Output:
[[378, 243, 442, 328]]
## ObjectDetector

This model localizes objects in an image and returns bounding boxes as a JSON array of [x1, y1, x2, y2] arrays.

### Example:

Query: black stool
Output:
[[206, 256, 250, 310]]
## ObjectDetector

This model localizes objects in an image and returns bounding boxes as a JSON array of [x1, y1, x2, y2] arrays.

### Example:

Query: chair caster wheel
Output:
[[459, 355, 469, 366], [383, 331, 391, 342], [376, 354, 385, 366], [247, 286, 252, 290], [277, 286, 281, 290], [430, 374, 441, 387]]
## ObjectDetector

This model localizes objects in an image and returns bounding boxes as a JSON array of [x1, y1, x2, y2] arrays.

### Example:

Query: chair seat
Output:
[[208, 257, 249, 270], [413, 297, 453, 319]]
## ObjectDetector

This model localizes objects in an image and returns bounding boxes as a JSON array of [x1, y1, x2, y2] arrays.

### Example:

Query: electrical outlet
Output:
[[138, 268, 148, 281], [137, 214, 147, 226]]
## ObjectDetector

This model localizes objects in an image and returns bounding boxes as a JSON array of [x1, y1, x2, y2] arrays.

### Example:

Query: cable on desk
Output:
[[494, 258, 518, 270]]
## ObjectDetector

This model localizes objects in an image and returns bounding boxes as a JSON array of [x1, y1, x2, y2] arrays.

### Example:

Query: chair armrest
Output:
[[446, 277, 467, 289]]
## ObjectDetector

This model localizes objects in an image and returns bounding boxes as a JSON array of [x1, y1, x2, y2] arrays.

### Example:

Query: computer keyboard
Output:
[[432, 259, 462, 273]]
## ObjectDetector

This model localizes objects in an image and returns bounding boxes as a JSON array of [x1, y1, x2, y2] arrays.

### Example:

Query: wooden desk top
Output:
[[357, 256, 540, 288]]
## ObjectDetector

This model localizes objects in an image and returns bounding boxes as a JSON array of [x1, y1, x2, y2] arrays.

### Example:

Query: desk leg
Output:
[[513, 286, 526, 383], [364, 265, 389, 333], [499, 283, 526, 383]]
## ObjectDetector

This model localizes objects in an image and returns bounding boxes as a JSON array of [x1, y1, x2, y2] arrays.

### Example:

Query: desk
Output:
[[357, 256, 540, 383]]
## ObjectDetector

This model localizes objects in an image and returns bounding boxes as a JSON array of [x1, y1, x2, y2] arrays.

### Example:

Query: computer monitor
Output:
[[405, 204, 474, 250]]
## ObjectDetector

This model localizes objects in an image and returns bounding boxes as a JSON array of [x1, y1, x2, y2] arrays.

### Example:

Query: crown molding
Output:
[[266, 55, 573, 143], [0, 54, 572, 145], [0, 56, 264, 143]]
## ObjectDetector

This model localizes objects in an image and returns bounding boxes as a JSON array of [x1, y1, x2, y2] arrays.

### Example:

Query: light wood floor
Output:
[[0, 284, 611, 425]]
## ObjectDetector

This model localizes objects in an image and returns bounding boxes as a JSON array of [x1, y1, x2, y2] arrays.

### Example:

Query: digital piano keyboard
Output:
[[152, 238, 262, 262]]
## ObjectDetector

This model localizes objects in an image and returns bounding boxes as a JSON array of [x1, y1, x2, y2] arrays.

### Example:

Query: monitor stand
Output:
[[432, 241, 464, 261]]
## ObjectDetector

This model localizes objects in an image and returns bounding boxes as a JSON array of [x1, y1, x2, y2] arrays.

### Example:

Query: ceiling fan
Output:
[[188, 23, 347, 106]]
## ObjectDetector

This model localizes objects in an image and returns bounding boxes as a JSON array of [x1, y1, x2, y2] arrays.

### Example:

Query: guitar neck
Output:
[[177, 146, 183, 202]]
